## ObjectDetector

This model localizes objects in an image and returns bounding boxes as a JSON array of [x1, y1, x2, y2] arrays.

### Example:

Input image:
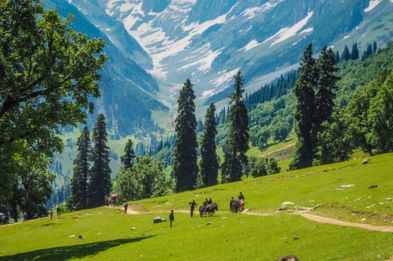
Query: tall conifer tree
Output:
[[230, 72, 249, 166], [121, 139, 135, 169], [71, 127, 90, 210], [200, 104, 219, 187], [222, 71, 249, 182], [173, 79, 198, 192], [341, 45, 351, 61], [362, 44, 374, 60], [290, 44, 318, 169], [88, 114, 111, 207], [351, 43, 359, 60], [335, 51, 341, 63], [315, 47, 340, 131]]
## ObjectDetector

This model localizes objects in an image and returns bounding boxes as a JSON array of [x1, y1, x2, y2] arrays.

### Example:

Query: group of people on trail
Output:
[[186, 193, 246, 218], [230, 192, 246, 213], [48, 207, 61, 220]]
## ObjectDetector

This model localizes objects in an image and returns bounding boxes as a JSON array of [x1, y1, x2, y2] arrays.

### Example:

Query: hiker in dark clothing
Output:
[[207, 198, 213, 205], [169, 210, 174, 228], [56, 207, 61, 217], [203, 198, 208, 206], [229, 197, 235, 212], [49, 210, 53, 220], [189, 200, 197, 217], [238, 192, 245, 200], [124, 203, 128, 214]]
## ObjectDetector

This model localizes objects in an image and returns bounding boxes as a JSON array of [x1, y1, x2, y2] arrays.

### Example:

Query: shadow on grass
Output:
[[0, 236, 154, 261]]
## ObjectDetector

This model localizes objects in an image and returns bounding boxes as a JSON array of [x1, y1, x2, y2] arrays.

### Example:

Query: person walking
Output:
[[49, 210, 53, 220], [169, 210, 175, 228], [56, 207, 61, 217], [124, 203, 128, 214], [189, 200, 197, 217], [229, 197, 235, 212]]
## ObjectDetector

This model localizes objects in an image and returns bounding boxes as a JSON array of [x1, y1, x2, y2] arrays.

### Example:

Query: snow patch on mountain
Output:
[[201, 88, 217, 98], [241, 40, 260, 51], [300, 27, 314, 35], [210, 68, 240, 87], [129, 3, 235, 79], [179, 45, 222, 73], [263, 11, 314, 46], [242, 2, 278, 19], [121, 2, 144, 30], [364, 0, 383, 12]]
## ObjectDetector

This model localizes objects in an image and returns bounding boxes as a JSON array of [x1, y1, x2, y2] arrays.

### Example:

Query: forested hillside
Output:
[[247, 42, 393, 151]]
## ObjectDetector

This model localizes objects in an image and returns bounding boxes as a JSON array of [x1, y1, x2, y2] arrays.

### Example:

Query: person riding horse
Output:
[[238, 192, 245, 211], [199, 201, 218, 217], [230, 193, 246, 213]]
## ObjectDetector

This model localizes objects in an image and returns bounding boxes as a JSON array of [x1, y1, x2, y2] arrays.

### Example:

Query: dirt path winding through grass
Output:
[[118, 206, 393, 233], [299, 213, 393, 233]]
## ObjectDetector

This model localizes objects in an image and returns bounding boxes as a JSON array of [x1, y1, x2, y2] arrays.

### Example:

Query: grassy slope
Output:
[[1, 208, 393, 261], [130, 152, 393, 225], [2, 153, 393, 260]]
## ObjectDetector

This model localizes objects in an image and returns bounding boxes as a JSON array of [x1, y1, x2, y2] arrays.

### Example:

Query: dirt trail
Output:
[[116, 206, 393, 233], [299, 213, 393, 233]]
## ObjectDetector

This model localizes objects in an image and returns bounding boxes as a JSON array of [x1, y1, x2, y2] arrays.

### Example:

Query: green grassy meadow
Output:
[[1, 153, 393, 260]]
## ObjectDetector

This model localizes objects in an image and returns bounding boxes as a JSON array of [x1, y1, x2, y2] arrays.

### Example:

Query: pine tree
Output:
[[230, 72, 249, 165], [351, 43, 359, 60], [222, 71, 249, 182], [88, 114, 111, 207], [121, 139, 135, 169], [315, 47, 340, 131], [221, 146, 242, 183], [290, 44, 318, 169], [362, 44, 373, 60], [335, 51, 341, 63], [373, 41, 378, 53], [173, 79, 198, 192], [200, 104, 219, 187], [341, 45, 351, 61], [71, 127, 90, 210]]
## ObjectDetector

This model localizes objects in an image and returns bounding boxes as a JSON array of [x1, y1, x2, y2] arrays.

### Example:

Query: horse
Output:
[[239, 199, 245, 211], [199, 205, 206, 217], [230, 200, 245, 213], [230, 200, 240, 213], [206, 203, 218, 216], [199, 203, 218, 217]]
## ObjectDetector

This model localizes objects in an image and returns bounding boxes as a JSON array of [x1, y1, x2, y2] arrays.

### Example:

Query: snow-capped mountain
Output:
[[46, 0, 166, 136], [64, 0, 393, 131]]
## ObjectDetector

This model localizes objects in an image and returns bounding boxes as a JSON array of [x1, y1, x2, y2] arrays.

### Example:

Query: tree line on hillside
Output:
[[0, 0, 106, 222], [337, 41, 379, 63], [245, 70, 298, 110], [291, 44, 393, 169]]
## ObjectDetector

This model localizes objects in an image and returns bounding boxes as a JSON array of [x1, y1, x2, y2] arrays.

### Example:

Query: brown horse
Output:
[[239, 199, 245, 211]]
